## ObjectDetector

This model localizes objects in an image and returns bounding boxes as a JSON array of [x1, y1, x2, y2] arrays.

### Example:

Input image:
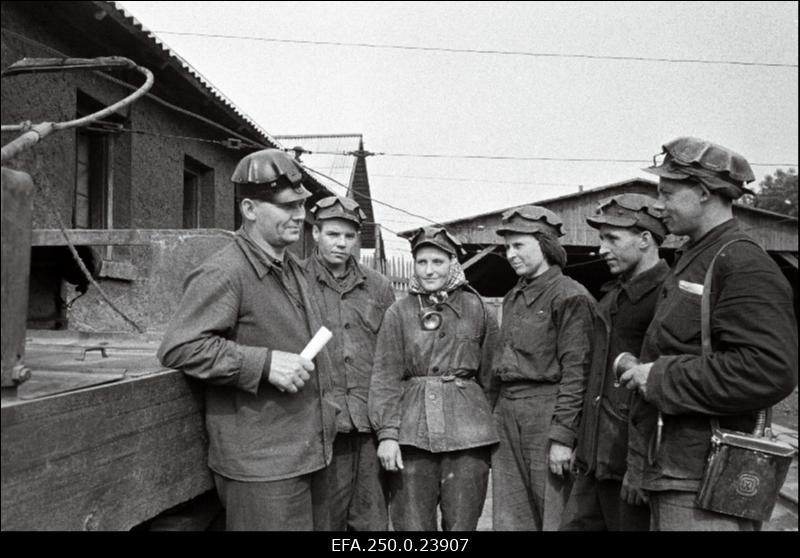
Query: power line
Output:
[[311, 150, 796, 167], [372, 173, 585, 187], [0, 27, 269, 150], [153, 31, 798, 69], [301, 164, 445, 226]]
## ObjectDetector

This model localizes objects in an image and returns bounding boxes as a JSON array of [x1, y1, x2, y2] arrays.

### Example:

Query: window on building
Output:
[[74, 92, 123, 230], [183, 169, 201, 228], [183, 156, 213, 228], [75, 129, 111, 229]]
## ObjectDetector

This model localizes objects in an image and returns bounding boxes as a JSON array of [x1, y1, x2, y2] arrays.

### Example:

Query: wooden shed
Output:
[[420, 178, 798, 299]]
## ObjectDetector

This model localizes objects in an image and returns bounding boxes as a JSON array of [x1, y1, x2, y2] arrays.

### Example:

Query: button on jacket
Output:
[[628, 220, 798, 492], [369, 288, 499, 452], [301, 254, 395, 433], [158, 231, 339, 482], [493, 266, 599, 447], [573, 260, 670, 480]]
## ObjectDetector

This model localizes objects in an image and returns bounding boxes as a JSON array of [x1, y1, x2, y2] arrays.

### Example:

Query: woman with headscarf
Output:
[[368, 226, 498, 531]]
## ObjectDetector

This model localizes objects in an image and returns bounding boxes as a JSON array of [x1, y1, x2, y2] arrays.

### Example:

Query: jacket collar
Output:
[[619, 259, 670, 304], [510, 266, 563, 307], [308, 253, 366, 292], [235, 228, 296, 279], [672, 219, 740, 276], [416, 287, 466, 319]]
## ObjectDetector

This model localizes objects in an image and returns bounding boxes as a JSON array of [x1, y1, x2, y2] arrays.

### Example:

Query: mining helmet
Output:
[[496, 205, 564, 238], [231, 148, 311, 203], [311, 195, 367, 227], [586, 193, 667, 239], [643, 137, 755, 199], [409, 226, 465, 259]]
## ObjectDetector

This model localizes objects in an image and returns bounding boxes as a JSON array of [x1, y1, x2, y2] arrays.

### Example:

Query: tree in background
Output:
[[741, 168, 798, 218]]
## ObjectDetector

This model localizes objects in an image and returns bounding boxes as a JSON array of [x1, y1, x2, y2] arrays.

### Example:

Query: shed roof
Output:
[[401, 178, 798, 252]]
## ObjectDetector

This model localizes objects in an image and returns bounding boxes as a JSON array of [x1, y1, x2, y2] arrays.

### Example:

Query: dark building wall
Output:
[[2, 4, 243, 231], [1, 3, 261, 330]]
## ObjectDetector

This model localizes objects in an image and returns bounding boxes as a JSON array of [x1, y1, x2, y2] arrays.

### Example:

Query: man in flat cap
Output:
[[158, 149, 339, 530], [369, 226, 498, 530], [490, 206, 599, 530], [618, 137, 797, 530], [562, 193, 670, 531], [301, 195, 395, 530]]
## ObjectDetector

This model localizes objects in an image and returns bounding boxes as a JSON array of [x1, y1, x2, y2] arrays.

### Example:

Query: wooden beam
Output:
[[32, 229, 155, 246], [463, 245, 500, 271]]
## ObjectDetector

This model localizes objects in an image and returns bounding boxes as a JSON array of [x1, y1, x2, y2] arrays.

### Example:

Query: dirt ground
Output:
[[773, 387, 799, 430]]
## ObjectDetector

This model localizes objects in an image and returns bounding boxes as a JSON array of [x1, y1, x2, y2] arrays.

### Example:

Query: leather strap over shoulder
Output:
[[701, 237, 769, 436]]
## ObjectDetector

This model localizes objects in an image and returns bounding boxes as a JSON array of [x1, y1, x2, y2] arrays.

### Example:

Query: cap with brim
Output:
[[312, 195, 367, 226], [496, 205, 565, 237], [409, 226, 465, 259], [586, 193, 666, 238], [643, 137, 755, 199]]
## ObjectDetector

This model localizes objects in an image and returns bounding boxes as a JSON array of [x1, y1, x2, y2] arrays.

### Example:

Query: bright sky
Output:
[[119, 1, 798, 257]]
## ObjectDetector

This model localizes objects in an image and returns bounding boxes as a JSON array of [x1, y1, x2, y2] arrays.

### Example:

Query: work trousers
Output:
[[388, 445, 490, 531], [560, 475, 650, 530], [316, 431, 388, 531], [213, 468, 328, 531], [492, 389, 572, 530], [649, 490, 759, 531]]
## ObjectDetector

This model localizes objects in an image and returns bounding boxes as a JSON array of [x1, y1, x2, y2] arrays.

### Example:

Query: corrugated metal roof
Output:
[[108, 1, 281, 149]]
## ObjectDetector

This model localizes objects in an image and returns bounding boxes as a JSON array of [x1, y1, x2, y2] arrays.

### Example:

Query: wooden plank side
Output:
[[1, 370, 212, 530]]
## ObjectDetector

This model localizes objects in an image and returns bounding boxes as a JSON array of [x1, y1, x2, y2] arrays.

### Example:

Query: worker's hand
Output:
[[620, 470, 648, 506], [268, 351, 314, 394], [377, 439, 404, 472], [619, 362, 653, 399], [548, 441, 573, 476]]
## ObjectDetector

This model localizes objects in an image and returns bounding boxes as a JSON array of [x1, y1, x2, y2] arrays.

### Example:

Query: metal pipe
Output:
[[1, 58, 154, 163]]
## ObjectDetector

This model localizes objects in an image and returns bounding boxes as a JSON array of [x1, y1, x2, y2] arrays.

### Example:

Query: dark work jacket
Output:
[[301, 254, 395, 433], [628, 220, 798, 492], [573, 260, 670, 481], [157, 230, 338, 482], [369, 287, 499, 452], [492, 266, 600, 447]]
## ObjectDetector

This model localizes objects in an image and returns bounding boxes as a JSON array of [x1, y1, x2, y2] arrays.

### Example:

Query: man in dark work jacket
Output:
[[562, 193, 669, 531], [158, 149, 338, 530], [619, 137, 798, 531]]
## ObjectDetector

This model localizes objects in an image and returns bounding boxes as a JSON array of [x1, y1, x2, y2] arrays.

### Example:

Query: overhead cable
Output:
[[153, 31, 798, 69]]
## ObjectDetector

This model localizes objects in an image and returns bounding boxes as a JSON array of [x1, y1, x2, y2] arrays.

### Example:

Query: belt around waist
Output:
[[499, 380, 559, 397]]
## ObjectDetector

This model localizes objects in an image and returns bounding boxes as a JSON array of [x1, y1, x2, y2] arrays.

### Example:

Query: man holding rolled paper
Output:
[[158, 149, 339, 531], [561, 193, 669, 531], [301, 195, 395, 531], [618, 137, 798, 530]]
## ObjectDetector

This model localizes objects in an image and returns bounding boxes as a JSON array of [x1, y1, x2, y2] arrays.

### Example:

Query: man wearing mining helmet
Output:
[[159, 149, 338, 530], [619, 137, 797, 530], [562, 193, 669, 530], [302, 195, 395, 530]]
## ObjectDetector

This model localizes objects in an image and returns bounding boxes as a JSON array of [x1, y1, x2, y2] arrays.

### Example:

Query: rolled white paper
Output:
[[300, 326, 333, 360]]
